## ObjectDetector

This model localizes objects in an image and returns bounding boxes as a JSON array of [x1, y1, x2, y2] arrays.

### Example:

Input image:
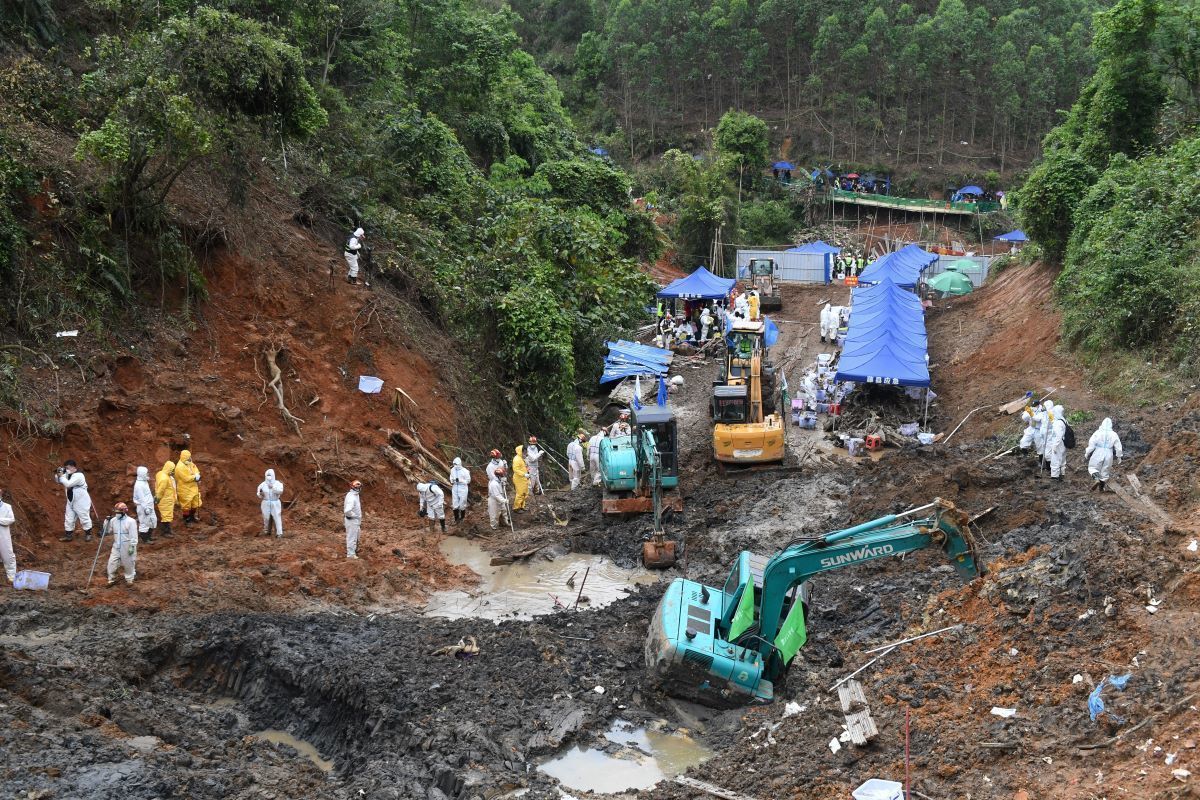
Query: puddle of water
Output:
[[424, 538, 659, 621], [254, 729, 334, 773], [538, 719, 710, 794]]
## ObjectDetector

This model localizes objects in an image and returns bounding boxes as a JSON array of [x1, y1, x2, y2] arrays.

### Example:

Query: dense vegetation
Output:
[[0, 0, 659, 431], [1017, 0, 1200, 372], [512, 0, 1105, 173]]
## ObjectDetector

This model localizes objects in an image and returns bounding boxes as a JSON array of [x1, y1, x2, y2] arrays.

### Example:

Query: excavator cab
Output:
[[711, 318, 784, 465]]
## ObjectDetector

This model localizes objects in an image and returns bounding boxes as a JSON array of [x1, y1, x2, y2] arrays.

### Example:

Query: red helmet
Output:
[[350, 480, 362, 489], [113, 502, 129, 513], [528, 436, 538, 444], [619, 410, 630, 419], [489, 449, 501, 458]]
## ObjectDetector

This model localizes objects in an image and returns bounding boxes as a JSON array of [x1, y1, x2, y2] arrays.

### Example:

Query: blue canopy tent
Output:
[[589, 146, 610, 157], [772, 161, 795, 171], [858, 246, 936, 288], [834, 335, 931, 387], [656, 266, 736, 301], [995, 230, 1028, 242], [784, 240, 842, 283], [958, 185, 984, 195]]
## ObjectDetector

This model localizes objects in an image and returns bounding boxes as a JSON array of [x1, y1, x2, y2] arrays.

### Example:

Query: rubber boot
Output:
[[59, 531, 74, 542], [84, 529, 93, 542], [1099, 480, 1107, 492], [440, 518, 446, 533], [161, 521, 173, 538]]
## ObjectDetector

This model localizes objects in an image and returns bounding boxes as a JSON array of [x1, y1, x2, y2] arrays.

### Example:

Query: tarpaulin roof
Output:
[[772, 161, 795, 170], [600, 340, 674, 385], [786, 240, 841, 255], [994, 229, 1028, 242], [858, 244, 937, 287], [656, 265, 736, 300], [835, 277, 930, 387], [958, 184, 984, 195]]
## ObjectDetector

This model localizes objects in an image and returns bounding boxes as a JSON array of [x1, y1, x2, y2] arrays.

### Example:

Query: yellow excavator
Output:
[[711, 317, 786, 466]]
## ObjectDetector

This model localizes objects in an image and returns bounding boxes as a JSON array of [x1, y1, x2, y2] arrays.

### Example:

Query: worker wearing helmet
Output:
[[512, 446, 530, 512], [488, 467, 510, 530], [344, 480, 363, 559], [525, 436, 543, 495], [105, 502, 138, 586], [485, 449, 507, 482], [610, 410, 632, 437]]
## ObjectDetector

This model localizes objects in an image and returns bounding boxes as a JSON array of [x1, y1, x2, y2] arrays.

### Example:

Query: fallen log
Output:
[[388, 428, 452, 475]]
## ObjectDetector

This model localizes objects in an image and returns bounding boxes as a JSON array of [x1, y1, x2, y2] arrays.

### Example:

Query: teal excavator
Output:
[[645, 499, 982, 707]]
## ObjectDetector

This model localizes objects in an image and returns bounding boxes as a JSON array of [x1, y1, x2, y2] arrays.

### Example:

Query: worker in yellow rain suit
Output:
[[512, 445, 530, 512], [155, 460, 177, 538], [175, 449, 202, 524]]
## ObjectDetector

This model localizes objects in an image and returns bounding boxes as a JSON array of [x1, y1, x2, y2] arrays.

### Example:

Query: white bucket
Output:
[[14, 570, 51, 591], [852, 778, 904, 800]]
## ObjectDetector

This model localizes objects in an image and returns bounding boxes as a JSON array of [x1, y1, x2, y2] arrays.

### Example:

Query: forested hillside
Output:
[[0, 0, 659, 432], [512, 0, 1105, 175], [1017, 0, 1200, 376]]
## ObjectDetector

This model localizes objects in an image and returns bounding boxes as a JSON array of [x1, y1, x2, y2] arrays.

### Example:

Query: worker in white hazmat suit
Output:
[[133, 466, 157, 544], [256, 469, 285, 537], [56, 460, 93, 542], [485, 449, 507, 482], [1045, 404, 1068, 481], [1018, 396, 1045, 457], [416, 481, 432, 522], [819, 303, 833, 343], [1085, 418, 1123, 490], [344, 227, 365, 284], [700, 306, 714, 341], [525, 436, 544, 494], [588, 430, 606, 486], [449, 458, 470, 523], [426, 481, 446, 533], [566, 432, 586, 490], [733, 291, 750, 319], [0, 488, 16, 584], [105, 503, 138, 586], [344, 480, 362, 558], [610, 410, 632, 437], [488, 467, 510, 530], [1036, 399, 1055, 458]]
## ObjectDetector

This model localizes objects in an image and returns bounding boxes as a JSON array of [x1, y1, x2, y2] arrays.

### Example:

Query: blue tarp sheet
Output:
[[787, 240, 842, 255], [600, 340, 673, 385], [656, 266, 736, 300], [958, 184, 984, 195], [835, 277, 931, 387], [995, 229, 1028, 242], [772, 161, 795, 170]]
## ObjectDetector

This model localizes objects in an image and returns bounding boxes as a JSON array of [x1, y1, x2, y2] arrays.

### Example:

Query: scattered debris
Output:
[[838, 680, 879, 745], [1088, 674, 1133, 722], [431, 636, 479, 659], [990, 707, 1017, 718], [672, 775, 759, 800]]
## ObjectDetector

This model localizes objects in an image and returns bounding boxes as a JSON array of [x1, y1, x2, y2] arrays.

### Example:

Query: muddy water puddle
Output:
[[539, 718, 711, 793], [254, 729, 334, 773], [424, 538, 659, 621]]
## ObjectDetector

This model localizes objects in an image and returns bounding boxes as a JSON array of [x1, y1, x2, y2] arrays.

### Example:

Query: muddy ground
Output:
[[3, 276, 1199, 800]]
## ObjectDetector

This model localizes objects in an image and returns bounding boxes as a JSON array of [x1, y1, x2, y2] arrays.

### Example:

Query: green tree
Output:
[[714, 110, 767, 202]]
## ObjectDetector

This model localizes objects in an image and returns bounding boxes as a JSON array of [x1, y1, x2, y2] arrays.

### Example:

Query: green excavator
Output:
[[645, 498, 982, 707]]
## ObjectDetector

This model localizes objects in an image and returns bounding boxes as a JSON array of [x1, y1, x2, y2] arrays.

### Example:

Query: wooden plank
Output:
[[673, 776, 760, 800], [844, 709, 879, 745], [838, 679, 869, 712], [998, 387, 1055, 415]]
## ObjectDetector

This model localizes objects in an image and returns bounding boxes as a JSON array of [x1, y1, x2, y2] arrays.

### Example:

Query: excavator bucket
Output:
[[642, 538, 677, 569]]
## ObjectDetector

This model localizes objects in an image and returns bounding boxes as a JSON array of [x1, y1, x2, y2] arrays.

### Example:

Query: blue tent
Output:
[[589, 146, 610, 157], [772, 161, 795, 171], [995, 229, 1028, 242], [858, 245, 936, 287], [834, 335, 931, 387], [656, 265, 736, 300], [958, 185, 984, 195], [787, 240, 841, 255]]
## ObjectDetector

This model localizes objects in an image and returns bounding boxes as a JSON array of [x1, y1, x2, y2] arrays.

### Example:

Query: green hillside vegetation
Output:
[[1017, 0, 1200, 375], [0, 0, 659, 432], [511, 0, 1104, 173]]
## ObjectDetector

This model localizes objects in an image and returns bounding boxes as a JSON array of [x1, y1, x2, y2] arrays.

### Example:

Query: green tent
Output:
[[928, 266, 974, 296]]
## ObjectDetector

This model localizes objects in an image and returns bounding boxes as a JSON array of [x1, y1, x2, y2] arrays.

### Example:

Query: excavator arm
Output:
[[646, 498, 982, 706]]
